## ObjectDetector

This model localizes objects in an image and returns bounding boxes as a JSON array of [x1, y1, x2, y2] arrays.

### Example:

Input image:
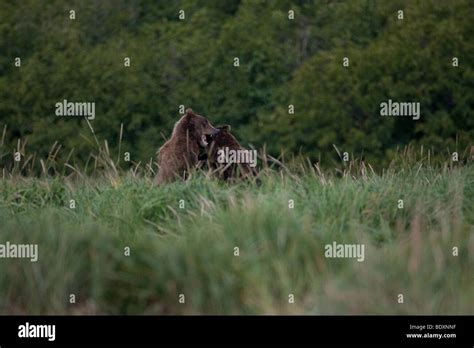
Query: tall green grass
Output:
[[0, 155, 472, 314]]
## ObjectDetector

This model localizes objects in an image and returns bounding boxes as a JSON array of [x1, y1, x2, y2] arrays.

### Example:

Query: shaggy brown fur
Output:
[[156, 108, 218, 185], [201, 125, 258, 181]]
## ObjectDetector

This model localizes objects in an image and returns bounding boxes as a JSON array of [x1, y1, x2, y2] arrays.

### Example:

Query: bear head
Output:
[[176, 108, 219, 147], [209, 125, 240, 149]]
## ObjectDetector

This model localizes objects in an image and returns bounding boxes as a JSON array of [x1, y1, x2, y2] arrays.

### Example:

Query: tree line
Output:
[[0, 0, 472, 171]]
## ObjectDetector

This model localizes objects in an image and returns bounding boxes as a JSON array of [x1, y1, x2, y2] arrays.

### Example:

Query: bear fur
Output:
[[201, 125, 258, 181], [156, 108, 218, 185]]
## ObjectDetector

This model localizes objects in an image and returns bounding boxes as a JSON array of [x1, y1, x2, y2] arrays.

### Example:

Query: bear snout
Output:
[[204, 126, 219, 136]]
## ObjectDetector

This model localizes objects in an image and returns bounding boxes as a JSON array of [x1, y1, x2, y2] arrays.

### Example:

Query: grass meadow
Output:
[[0, 140, 473, 315]]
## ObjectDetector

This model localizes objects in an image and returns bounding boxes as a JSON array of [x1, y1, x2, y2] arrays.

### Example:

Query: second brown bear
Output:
[[200, 125, 258, 181]]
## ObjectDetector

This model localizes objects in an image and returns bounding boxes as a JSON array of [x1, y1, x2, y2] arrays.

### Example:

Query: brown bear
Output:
[[156, 108, 218, 185], [200, 125, 258, 182]]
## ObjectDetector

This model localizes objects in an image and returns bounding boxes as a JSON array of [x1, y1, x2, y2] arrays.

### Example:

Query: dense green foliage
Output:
[[0, 160, 472, 314], [0, 0, 472, 170]]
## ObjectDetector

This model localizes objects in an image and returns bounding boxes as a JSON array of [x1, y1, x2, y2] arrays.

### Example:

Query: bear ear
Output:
[[221, 125, 231, 131], [185, 108, 195, 117]]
